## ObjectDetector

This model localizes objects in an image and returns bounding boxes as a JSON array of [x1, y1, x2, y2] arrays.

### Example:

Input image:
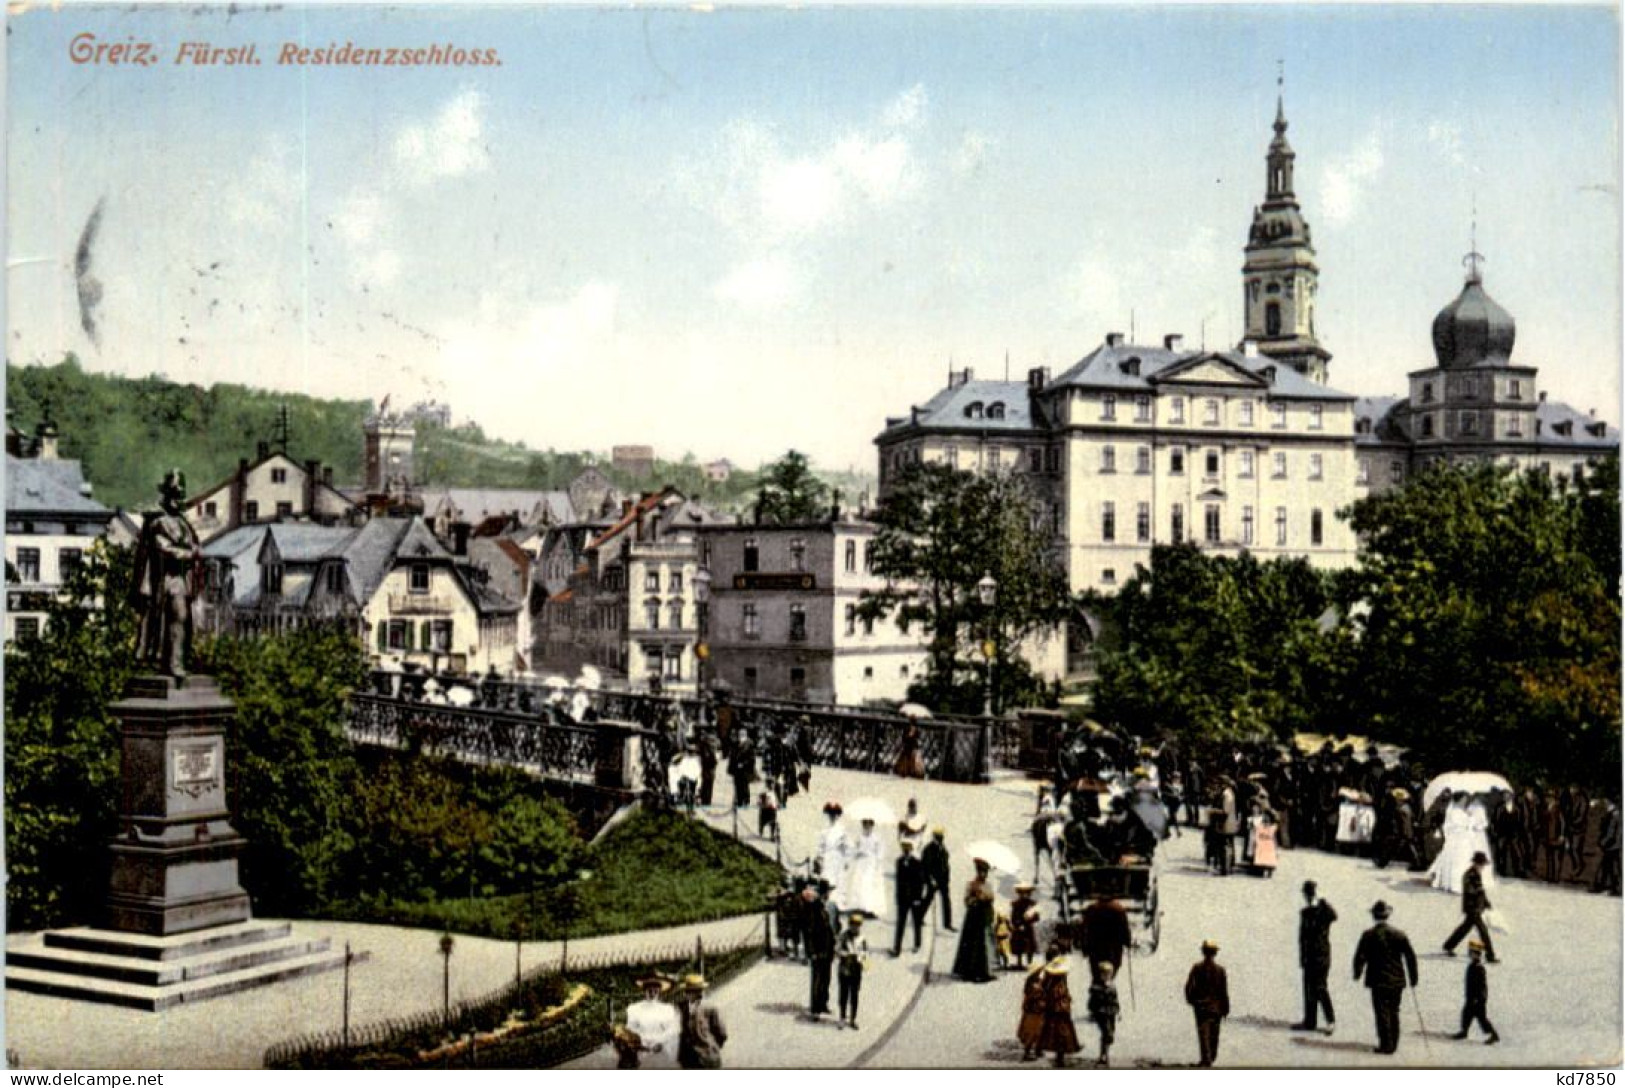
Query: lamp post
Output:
[[693, 567, 712, 698], [560, 868, 595, 975], [439, 931, 455, 1030], [976, 572, 998, 718]]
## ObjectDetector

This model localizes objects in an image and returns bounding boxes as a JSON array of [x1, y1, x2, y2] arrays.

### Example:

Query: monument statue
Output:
[[131, 470, 201, 680]]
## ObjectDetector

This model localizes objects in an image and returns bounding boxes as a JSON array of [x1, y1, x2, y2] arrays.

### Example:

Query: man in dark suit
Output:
[[803, 883, 837, 1019], [920, 827, 954, 931], [1080, 894, 1133, 984], [729, 732, 756, 809], [891, 839, 927, 955], [1443, 852, 1498, 962], [1353, 900, 1419, 1054], [1183, 940, 1230, 1067], [1292, 880, 1337, 1033]]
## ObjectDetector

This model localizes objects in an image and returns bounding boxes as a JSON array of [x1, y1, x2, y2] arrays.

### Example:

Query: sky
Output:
[[6, 4, 1621, 475]]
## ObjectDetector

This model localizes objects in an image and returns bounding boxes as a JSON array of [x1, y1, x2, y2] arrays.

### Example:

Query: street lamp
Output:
[[693, 567, 713, 699], [977, 572, 998, 718], [439, 931, 455, 1030]]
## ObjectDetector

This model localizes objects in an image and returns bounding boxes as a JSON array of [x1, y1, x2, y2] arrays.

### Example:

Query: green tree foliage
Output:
[[1340, 461, 1621, 789], [860, 463, 1071, 713], [755, 449, 832, 524], [3, 542, 135, 930], [1090, 544, 1336, 745]]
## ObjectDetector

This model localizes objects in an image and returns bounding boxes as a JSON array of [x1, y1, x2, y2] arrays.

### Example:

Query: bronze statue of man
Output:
[[131, 470, 201, 680]]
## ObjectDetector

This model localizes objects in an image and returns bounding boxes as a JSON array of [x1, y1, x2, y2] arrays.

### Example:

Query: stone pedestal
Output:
[[104, 675, 251, 936]]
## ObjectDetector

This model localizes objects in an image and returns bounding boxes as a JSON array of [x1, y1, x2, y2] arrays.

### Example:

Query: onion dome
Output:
[[1431, 259, 1515, 369]]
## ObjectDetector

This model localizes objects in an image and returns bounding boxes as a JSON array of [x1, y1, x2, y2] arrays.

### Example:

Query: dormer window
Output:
[[1121, 357, 1141, 377], [262, 563, 284, 596], [964, 401, 984, 420], [1589, 421, 1608, 438], [987, 402, 1006, 420], [1356, 418, 1372, 435]]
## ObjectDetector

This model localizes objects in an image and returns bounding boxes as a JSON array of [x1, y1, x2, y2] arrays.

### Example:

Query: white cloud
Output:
[[713, 254, 797, 309], [332, 191, 384, 246], [1318, 131, 1385, 226], [760, 157, 842, 235], [223, 137, 302, 229], [1427, 121, 1465, 166], [883, 83, 928, 130], [953, 131, 992, 175], [834, 135, 911, 202], [394, 90, 490, 183]]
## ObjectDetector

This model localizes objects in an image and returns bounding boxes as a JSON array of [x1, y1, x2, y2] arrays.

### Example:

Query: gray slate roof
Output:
[[881, 379, 1036, 435], [5, 456, 114, 517], [1052, 341, 1357, 402], [421, 488, 575, 525], [1353, 397, 1410, 447]]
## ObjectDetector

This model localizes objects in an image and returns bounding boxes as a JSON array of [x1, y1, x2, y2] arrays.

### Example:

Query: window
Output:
[[1311, 509, 1324, 546], [945, 446, 960, 469], [1506, 414, 1523, 438], [845, 604, 857, 636], [1309, 453, 1324, 480], [1135, 395, 1152, 422], [863, 542, 874, 573], [1460, 411, 1480, 436], [744, 666, 759, 688], [845, 540, 857, 573], [743, 604, 760, 637], [645, 569, 661, 592], [244, 501, 260, 523], [1390, 461, 1405, 484], [670, 569, 684, 593], [1271, 403, 1287, 429], [1100, 394, 1117, 421], [965, 401, 984, 420], [988, 402, 1006, 420], [1204, 450, 1220, 478], [1242, 506, 1255, 545], [789, 605, 807, 642], [431, 619, 453, 652], [645, 603, 661, 630], [325, 564, 345, 594], [13, 617, 40, 642], [1309, 405, 1324, 431], [1136, 502, 1151, 543], [669, 600, 684, 629], [1204, 504, 1221, 544], [1509, 379, 1523, 400], [1421, 415, 1435, 438], [1028, 448, 1042, 474], [1045, 448, 1060, 474], [275, 501, 293, 519], [789, 667, 807, 691], [1169, 503, 1184, 543], [1273, 452, 1288, 479], [270, 467, 287, 484], [1099, 446, 1116, 474], [1421, 381, 1435, 403], [204, 501, 218, 519], [862, 614, 875, 636], [59, 548, 83, 582], [1170, 398, 1186, 424], [1357, 459, 1371, 485], [410, 563, 430, 593], [1204, 399, 1220, 426], [1135, 446, 1151, 474], [789, 539, 807, 572], [1239, 450, 1255, 478], [1239, 401, 1255, 427], [864, 666, 874, 680], [645, 646, 663, 678], [1275, 507, 1288, 546], [743, 539, 759, 573], [1101, 569, 1116, 586], [386, 620, 410, 651], [664, 651, 682, 680], [262, 564, 284, 596], [1170, 447, 1186, 475], [1101, 502, 1116, 543], [1265, 301, 1282, 336]]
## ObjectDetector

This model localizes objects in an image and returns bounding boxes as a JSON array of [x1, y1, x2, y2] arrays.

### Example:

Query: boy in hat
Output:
[[836, 911, 870, 1029], [1450, 942, 1500, 1045], [1009, 882, 1040, 969], [676, 974, 728, 1069], [1088, 961, 1121, 1066]]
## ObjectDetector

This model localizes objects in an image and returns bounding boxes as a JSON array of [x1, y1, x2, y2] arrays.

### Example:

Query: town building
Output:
[[3, 418, 114, 643], [419, 487, 575, 540], [185, 442, 360, 543], [611, 445, 655, 479], [538, 488, 726, 691], [705, 458, 735, 483], [694, 515, 930, 705], [361, 403, 422, 517], [566, 465, 622, 521]]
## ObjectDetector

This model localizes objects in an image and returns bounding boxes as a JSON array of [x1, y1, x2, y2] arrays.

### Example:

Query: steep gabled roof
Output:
[[6, 455, 114, 517]]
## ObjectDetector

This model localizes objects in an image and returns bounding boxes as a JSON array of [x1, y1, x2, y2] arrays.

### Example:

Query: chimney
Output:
[[830, 489, 842, 522], [959, 367, 975, 386], [1241, 339, 1260, 357], [753, 487, 765, 526], [323, 466, 334, 486], [1164, 334, 1184, 352], [305, 459, 319, 518], [1106, 332, 1125, 348], [452, 522, 471, 556], [1539, 391, 1548, 403], [1027, 367, 1050, 391]]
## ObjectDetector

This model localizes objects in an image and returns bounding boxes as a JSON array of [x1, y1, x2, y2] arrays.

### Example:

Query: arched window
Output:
[[987, 402, 1006, 419], [1265, 302, 1282, 337], [964, 401, 984, 419]]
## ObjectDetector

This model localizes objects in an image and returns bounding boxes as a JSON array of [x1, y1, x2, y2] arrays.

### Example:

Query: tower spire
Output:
[[1463, 198, 1485, 284]]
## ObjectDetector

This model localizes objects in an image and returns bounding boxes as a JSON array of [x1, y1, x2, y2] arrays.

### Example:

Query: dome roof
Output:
[[1431, 270, 1516, 369]]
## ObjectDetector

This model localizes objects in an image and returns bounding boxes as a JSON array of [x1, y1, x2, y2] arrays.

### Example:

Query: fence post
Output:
[[764, 906, 773, 960]]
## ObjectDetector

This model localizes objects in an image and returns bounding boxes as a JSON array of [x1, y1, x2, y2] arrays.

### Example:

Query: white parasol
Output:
[[963, 839, 1023, 875], [445, 685, 476, 707], [570, 691, 591, 720], [898, 703, 933, 719], [845, 798, 898, 826], [541, 676, 571, 690], [578, 666, 603, 691], [1423, 771, 1513, 810]]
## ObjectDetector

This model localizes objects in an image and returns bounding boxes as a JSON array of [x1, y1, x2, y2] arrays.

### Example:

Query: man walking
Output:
[[1443, 851, 1498, 963], [1183, 940, 1230, 1067], [891, 839, 927, 955], [1291, 880, 1336, 1034], [676, 975, 728, 1068], [921, 827, 954, 931], [804, 884, 836, 1019], [1080, 892, 1133, 984], [1353, 900, 1419, 1054], [730, 731, 757, 810]]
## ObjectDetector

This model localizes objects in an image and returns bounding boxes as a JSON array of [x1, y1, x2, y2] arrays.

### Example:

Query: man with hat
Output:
[[1443, 851, 1498, 963], [618, 973, 679, 1068], [921, 826, 954, 931], [891, 838, 928, 956], [1080, 891, 1132, 984], [1292, 880, 1337, 1034], [1353, 900, 1419, 1054], [676, 974, 728, 1068], [836, 911, 870, 1029], [1183, 940, 1230, 1067], [131, 470, 202, 680], [804, 881, 837, 1019]]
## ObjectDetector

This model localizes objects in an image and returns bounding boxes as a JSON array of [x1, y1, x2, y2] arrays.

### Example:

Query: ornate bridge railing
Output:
[[360, 672, 1004, 783]]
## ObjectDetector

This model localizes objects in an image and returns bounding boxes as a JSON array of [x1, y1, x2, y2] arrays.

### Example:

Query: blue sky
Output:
[[7, 4, 1620, 474]]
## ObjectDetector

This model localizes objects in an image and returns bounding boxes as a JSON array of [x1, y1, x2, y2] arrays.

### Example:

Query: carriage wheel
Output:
[[1147, 883, 1161, 953]]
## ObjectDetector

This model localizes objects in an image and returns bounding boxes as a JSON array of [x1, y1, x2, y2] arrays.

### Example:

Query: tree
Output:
[[859, 463, 1071, 713], [755, 450, 831, 525], [1340, 461, 1620, 789]]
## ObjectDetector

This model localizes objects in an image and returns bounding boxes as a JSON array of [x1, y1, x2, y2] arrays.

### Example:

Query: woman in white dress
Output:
[[843, 818, 888, 918], [1463, 794, 1499, 893], [819, 803, 849, 908], [1429, 793, 1475, 893]]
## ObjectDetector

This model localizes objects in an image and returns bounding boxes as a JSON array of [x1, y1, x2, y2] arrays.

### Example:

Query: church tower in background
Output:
[[1241, 86, 1332, 385]]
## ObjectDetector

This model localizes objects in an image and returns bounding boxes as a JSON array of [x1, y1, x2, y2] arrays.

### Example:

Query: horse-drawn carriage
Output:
[[1056, 860, 1162, 955]]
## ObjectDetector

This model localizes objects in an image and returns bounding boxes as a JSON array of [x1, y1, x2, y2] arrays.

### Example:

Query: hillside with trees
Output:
[[6, 357, 873, 513]]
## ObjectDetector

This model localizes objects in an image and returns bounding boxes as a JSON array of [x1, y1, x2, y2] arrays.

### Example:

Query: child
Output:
[[1450, 942, 1500, 1045], [1037, 955, 1083, 1067], [835, 912, 869, 1030], [1088, 961, 1121, 1066], [1009, 883, 1040, 969], [993, 910, 1014, 970], [1017, 959, 1047, 1062], [757, 790, 780, 841]]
